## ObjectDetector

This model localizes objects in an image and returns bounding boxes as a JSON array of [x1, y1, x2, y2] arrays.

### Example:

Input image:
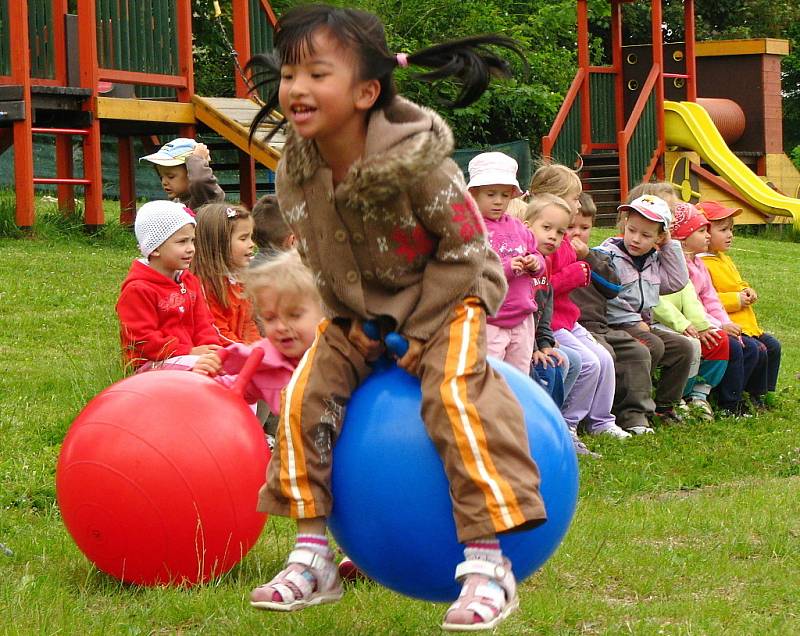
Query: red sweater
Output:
[[205, 279, 261, 345], [548, 239, 591, 332], [116, 260, 221, 369]]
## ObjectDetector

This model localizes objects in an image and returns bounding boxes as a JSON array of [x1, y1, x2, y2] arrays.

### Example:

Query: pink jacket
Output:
[[484, 214, 545, 328], [215, 339, 297, 414], [548, 239, 591, 332], [686, 255, 729, 329]]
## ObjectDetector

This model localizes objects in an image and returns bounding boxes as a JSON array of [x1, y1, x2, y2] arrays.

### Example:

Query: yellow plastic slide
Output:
[[664, 100, 800, 225]]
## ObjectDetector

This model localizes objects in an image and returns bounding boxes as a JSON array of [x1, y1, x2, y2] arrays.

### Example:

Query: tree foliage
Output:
[[193, 0, 800, 156]]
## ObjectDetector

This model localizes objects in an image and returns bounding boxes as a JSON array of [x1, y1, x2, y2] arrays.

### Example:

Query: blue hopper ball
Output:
[[328, 357, 579, 602]]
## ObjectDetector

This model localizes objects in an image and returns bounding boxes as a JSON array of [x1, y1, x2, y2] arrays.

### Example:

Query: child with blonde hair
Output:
[[597, 195, 694, 421], [569, 192, 656, 434], [529, 164, 628, 448], [467, 152, 543, 372], [245, 5, 545, 629], [116, 200, 221, 371], [192, 203, 260, 344], [523, 194, 578, 412], [193, 250, 324, 412]]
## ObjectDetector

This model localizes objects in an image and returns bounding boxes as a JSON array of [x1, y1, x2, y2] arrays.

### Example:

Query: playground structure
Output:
[[0, 0, 280, 229], [542, 0, 800, 225]]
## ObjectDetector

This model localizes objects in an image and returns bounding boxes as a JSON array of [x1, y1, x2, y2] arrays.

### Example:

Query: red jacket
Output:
[[205, 280, 261, 345], [547, 239, 591, 332], [116, 260, 221, 369]]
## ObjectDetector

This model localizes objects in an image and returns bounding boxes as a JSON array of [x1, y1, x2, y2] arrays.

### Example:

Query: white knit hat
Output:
[[134, 200, 196, 257]]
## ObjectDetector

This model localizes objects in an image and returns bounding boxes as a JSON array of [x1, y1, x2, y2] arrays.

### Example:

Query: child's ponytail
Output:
[[247, 4, 526, 142]]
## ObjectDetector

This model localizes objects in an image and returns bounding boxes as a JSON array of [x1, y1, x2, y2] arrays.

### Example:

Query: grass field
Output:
[[1, 205, 799, 635]]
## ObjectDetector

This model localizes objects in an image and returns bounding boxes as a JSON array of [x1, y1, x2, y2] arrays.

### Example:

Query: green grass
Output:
[[1, 217, 799, 634]]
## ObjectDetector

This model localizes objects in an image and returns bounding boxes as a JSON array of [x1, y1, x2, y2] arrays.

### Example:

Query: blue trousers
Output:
[[713, 334, 760, 410], [531, 358, 566, 408], [745, 333, 781, 397]]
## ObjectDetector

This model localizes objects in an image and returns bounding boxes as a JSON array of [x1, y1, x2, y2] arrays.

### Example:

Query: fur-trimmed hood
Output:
[[280, 97, 454, 209]]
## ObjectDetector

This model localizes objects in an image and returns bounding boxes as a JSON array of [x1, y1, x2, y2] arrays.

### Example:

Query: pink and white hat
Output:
[[466, 152, 523, 198], [618, 195, 672, 230], [670, 202, 710, 240]]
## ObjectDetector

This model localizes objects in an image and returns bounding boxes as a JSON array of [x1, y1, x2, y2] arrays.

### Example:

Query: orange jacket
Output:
[[206, 279, 261, 344]]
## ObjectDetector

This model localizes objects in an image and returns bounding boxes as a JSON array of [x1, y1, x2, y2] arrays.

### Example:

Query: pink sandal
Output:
[[441, 559, 519, 632], [250, 548, 343, 611]]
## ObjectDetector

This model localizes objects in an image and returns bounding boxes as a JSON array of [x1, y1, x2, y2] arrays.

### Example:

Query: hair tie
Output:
[[225, 207, 238, 219], [395, 53, 409, 68]]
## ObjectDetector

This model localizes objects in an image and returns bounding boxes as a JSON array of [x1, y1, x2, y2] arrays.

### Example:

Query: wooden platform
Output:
[[192, 95, 283, 171]]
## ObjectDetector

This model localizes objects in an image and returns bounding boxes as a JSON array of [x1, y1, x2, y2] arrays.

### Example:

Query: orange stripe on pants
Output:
[[440, 300, 527, 532]]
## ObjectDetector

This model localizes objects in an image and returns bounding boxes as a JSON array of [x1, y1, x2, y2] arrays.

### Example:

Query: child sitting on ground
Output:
[[530, 164, 628, 448], [651, 203, 729, 419], [698, 201, 782, 408], [245, 5, 546, 630], [191, 203, 260, 344], [116, 201, 221, 371], [468, 152, 544, 373], [251, 194, 295, 264], [523, 194, 574, 409], [597, 195, 693, 422], [569, 192, 656, 435], [140, 137, 225, 210]]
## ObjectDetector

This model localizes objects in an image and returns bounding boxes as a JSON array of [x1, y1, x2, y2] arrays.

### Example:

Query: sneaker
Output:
[[688, 398, 714, 420], [569, 427, 601, 458], [627, 425, 655, 435], [588, 423, 632, 439]]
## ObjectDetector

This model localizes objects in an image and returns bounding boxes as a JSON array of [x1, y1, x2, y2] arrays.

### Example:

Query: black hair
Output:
[[247, 4, 526, 142]]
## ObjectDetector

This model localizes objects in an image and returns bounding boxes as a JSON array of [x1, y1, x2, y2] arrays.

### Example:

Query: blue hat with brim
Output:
[[140, 138, 197, 167]]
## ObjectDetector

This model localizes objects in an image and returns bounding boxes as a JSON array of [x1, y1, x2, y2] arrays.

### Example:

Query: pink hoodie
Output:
[[548, 239, 591, 332], [215, 339, 297, 414], [686, 254, 729, 329]]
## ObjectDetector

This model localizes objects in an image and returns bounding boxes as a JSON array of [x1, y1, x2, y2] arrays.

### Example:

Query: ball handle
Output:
[[363, 321, 409, 359]]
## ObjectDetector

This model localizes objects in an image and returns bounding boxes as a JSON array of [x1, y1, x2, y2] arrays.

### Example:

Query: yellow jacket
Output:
[[699, 251, 762, 336]]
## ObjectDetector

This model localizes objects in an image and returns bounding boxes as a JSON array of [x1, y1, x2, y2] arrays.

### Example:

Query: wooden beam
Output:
[[10, 0, 34, 227], [118, 136, 136, 226], [192, 95, 281, 170], [695, 38, 789, 58], [96, 97, 196, 123]]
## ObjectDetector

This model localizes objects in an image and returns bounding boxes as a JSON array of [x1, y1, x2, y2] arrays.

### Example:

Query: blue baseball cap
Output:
[[140, 138, 197, 167]]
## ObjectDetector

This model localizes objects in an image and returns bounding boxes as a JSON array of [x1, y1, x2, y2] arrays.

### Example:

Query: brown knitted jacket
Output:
[[275, 97, 506, 341]]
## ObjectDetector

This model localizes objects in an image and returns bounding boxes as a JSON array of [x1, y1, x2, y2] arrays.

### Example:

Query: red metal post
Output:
[[651, 0, 666, 179], [118, 136, 136, 226], [10, 0, 35, 227], [77, 0, 104, 226], [684, 0, 697, 102], [577, 0, 591, 153]]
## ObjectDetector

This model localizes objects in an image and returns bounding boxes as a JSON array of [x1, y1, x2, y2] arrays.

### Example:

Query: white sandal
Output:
[[250, 548, 343, 611], [441, 558, 519, 632]]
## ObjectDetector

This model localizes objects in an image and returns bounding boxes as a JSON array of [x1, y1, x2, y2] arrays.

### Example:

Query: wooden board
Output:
[[96, 97, 196, 124], [192, 95, 283, 170]]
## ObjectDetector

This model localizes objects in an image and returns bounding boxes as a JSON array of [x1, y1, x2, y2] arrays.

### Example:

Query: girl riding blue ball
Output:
[[246, 4, 546, 631]]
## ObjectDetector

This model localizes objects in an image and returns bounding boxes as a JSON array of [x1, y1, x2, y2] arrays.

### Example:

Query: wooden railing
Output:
[[618, 64, 663, 198], [542, 68, 586, 165]]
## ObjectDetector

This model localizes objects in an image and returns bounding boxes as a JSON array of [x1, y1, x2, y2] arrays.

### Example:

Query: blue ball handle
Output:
[[363, 321, 409, 359]]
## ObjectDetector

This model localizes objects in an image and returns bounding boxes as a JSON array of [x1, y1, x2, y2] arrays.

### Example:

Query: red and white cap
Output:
[[618, 195, 672, 230]]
